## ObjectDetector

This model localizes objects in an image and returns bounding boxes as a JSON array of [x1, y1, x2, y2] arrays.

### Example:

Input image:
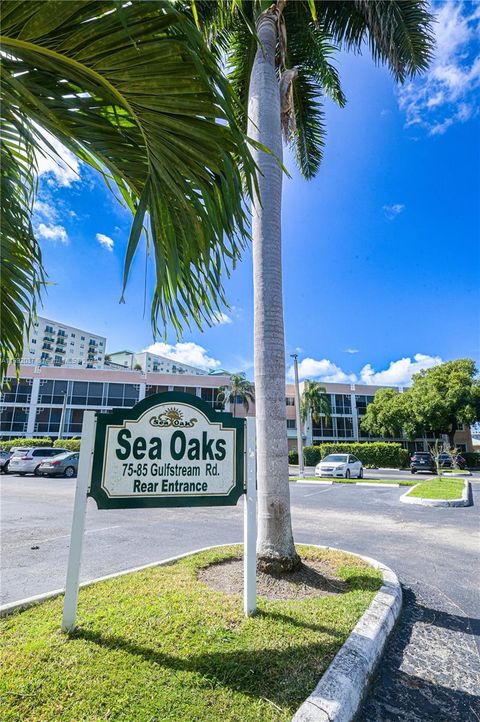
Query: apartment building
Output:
[[108, 350, 208, 376], [22, 316, 106, 369], [0, 366, 473, 451]]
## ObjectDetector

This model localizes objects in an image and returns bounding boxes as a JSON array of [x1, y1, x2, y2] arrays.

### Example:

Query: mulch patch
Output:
[[198, 557, 350, 601]]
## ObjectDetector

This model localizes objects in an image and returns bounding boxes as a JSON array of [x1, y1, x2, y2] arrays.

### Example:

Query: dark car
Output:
[[410, 451, 436, 474], [436, 453, 466, 470]]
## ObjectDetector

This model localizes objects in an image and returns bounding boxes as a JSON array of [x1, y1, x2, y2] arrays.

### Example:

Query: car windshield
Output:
[[322, 454, 348, 463]]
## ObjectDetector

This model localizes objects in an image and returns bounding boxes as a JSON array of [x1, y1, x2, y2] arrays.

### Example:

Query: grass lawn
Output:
[[0, 545, 381, 722], [291, 476, 415, 486], [407, 477, 465, 499]]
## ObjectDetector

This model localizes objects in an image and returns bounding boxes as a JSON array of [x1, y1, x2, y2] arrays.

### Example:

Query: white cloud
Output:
[[398, 2, 480, 135], [143, 342, 221, 370], [287, 358, 356, 384], [287, 353, 443, 387], [37, 223, 68, 245], [211, 312, 232, 326], [96, 233, 114, 252], [383, 203, 405, 220], [359, 353, 443, 387], [33, 200, 57, 222], [345, 348, 359, 354], [35, 129, 81, 187]]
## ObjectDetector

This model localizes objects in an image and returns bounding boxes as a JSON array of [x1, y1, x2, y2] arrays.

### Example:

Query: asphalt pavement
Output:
[[1, 473, 479, 721]]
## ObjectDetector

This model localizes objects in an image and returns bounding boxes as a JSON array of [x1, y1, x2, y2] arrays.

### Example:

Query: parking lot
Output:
[[1, 472, 479, 720]]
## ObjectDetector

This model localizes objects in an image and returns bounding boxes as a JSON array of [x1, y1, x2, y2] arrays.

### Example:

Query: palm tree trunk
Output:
[[247, 8, 299, 573]]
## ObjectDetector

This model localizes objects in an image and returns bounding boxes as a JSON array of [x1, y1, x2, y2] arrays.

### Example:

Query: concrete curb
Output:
[[0, 543, 401, 722], [292, 548, 402, 722], [294, 480, 401, 488], [400, 479, 472, 507]]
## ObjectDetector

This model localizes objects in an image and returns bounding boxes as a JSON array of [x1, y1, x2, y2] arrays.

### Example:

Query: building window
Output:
[[286, 397, 295, 406], [1, 377, 32, 403], [0, 407, 28, 433], [334, 394, 352, 415], [336, 416, 354, 438], [286, 420, 296, 429], [456, 423, 464, 432], [145, 385, 168, 397], [456, 443, 467, 452]]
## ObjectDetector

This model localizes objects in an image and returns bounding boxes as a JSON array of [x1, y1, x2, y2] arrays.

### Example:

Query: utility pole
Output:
[[290, 353, 304, 478]]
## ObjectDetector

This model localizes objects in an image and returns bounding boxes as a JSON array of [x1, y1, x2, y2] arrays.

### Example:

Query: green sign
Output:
[[88, 392, 245, 509]]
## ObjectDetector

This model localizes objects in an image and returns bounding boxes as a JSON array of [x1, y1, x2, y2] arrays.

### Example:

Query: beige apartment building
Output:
[[0, 365, 473, 452]]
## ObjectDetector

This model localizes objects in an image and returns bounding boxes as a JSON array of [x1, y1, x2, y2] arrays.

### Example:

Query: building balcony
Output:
[[42, 344, 52, 350], [55, 347, 66, 354]]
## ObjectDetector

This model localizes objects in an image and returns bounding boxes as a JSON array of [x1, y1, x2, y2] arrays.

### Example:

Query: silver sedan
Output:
[[37, 452, 79, 478]]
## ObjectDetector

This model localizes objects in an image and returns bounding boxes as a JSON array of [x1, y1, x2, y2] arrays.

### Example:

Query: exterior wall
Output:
[[0, 365, 232, 438], [0, 365, 474, 451], [22, 316, 106, 369]]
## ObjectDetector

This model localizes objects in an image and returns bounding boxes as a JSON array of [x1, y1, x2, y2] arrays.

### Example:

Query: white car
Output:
[[8, 447, 68, 476], [315, 453, 364, 479]]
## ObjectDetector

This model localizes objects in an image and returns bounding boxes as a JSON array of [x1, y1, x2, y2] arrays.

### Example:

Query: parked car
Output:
[[7, 447, 69, 476], [0, 451, 11, 473], [410, 452, 436, 474], [37, 451, 79, 478], [436, 453, 466, 470], [315, 453, 364, 479]]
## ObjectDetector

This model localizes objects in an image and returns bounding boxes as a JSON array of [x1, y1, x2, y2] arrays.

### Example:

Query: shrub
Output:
[[54, 438, 81, 452], [288, 449, 299, 464], [0, 437, 52, 451], [463, 451, 480, 468], [301, 442, 409, 469]]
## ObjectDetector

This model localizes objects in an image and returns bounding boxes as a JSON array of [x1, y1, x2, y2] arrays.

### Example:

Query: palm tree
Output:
[[0, 0, 256, 379], [216, 373, 255, 417], [301, 380, 331, 426], [189, 0, 434, 572]]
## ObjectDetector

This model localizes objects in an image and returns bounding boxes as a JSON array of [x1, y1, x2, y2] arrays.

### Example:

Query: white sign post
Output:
[[61, 393, 257, 632], [62, 411, 96, 632], [244, 417, 257, 617]]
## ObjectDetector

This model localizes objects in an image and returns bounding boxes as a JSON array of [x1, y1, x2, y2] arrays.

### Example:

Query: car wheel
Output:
[[34, 465, 43, 476], [64, 466, 75, 478], [345, 469, 351, 479], [358, 468, 364, 479], [411, 468, 416, 474], [19, 473, 26, 477]]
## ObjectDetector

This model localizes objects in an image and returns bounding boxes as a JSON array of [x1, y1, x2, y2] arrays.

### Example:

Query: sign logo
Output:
[[89, 391, 245, 509], [149, 407, 197, 428]]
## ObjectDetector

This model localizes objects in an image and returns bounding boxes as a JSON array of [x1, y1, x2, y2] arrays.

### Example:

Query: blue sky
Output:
[[33, 1, 479, 386]]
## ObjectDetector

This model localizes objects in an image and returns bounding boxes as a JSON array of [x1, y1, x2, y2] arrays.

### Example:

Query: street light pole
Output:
[[290, 353, 304, 478]]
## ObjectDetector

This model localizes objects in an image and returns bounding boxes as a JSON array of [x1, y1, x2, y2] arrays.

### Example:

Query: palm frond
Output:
[[0, 109, 45, 379], [316, 0, 434, 82], [0, 0, 256, 352]]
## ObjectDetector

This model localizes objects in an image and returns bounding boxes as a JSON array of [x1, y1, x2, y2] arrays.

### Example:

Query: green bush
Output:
[[288, 449, 299, 464], [301, 442, 410, 469], [0, 437, 52, 451], [54, 438, 81, 452], [463, 451, 480, 468]]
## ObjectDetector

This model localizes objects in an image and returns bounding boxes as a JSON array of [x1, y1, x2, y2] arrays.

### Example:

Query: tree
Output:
[[360, 388, 418, 439], [0, 0, 256, 379], [216, 373, 255, 417], [190, 0, 434, 571], [301, 380, 330, 424], [409, 359, 480, 448], [361, 360, 480, 448]]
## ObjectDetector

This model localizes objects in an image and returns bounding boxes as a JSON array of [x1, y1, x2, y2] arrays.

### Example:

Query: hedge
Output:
[[463, 451, 480, 468], [0, 437, 81, 452], [0, 437, 52, 451], [290, 442, 410, 469], [54, 438, 81, 452]]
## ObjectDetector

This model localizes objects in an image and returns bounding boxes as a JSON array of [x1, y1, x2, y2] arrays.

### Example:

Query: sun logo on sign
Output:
[[150, 407, 197, 428]]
